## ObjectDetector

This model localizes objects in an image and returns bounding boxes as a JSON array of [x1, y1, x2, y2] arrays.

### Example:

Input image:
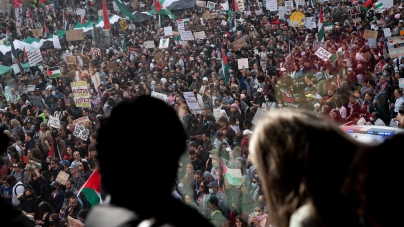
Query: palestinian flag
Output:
[[156, 0, 195, 10], [132, 11, 153, 22], [217, 158, 242, 186], [221, 48, 229, 85], [47, 67, 61, 78], [318, 6, 325, 42], [102, 0, 111, 29], [362, 0, 373, 11], [78, 169, 102, 207], [149, 0, 175, 20], [114, 0, 137, 20]]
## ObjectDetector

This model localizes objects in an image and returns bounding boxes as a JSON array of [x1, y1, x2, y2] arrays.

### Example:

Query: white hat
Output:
[[116, 59, 121, 63], [190, 57, 194, 61], [243, 129, 253, 136], [203, 77, 208, 81], [161, 78, 167, 83], [65, 50, 69, 53]]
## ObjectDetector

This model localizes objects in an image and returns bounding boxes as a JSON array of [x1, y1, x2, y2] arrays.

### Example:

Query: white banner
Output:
[[164, 26, 173, 36], [278, 6, 286, 20], [387, 47, 404, 58], [387, 36, 404, 45], [380, 0, 393, 8], [284, 0, 293, 11], [315, 47, 332, 61], [53, 35, 62, 49], [159, 38, 170, 49], [193, 31, 206, 39], [27, 49, 44, 66], [180, 31, 194, 41], [76, 8, 86, 17], [302, 17, 316, 29], [268, 0, 278, 11], [48, 116, 60, 129], [144, 40, 155, 49], [151, 91, 168, 102], [183, 92, 202, 114]]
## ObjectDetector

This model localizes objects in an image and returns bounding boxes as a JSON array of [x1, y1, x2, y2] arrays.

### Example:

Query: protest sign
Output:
[[268, 0, 278, 11], [203, 11, 211, 20], [284, 0, 293, 11], [27, 85, 35, 92], [231, 38, 248, 50], [144, 40, 155, 48], [363, 29, 378, 39], [91, 72, 101, 89], [383, 28, 391, 37], [154, 52, 163, 62], [34, 22, 41, 28], [288, 20, 298, 27], [207, 1, 216, 9], [380, 0, 393, 8], [66, 56, 76, 64], [237, 58, 249, 69], [193, 31, 206, 39], [66, 29, 85, 41], [387, 36, 404, 45], [315, 47, 332, 61], [159, 38, 170, 48], [352, 17, 361, 23], [252, 108, 268, 125], [234, 0, 245, 11], [210, 12, 219, 18], [164, 26, 173, 36], [56, 171, 69, 185], [151, 91, 168, 102], [278, 6, 286, 20], [213, 109, 221, 121], [27, 49, 43, 66], [31, 29, 42, 36], [107, 62, 118, 71], [48, 116, 60, 129], [302, 17, 316, 29], [76, 8, 85, 17], [197, 94, 205, 108], [368, 38, 377, 48], [70, 81, 91, 108], [28, 95, 45, 109], [68, 215, 84, 227], [386, 47, 404, 58], [73, 124, 90, 141], [73, 117, 88, 126], [255, 9, 263, 15], [131, 0, 140, 9], [180, 31, 194, 40], [279, 87, 298, 108], [183, 92, 202, 114], [399, 78, 404, 88]]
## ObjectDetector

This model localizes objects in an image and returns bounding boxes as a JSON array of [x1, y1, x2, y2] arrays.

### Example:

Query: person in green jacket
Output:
[[206, 195, 226, 227]]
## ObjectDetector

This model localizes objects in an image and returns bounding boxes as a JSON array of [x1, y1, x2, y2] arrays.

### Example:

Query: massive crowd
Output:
[[1, 0, 404, 226]]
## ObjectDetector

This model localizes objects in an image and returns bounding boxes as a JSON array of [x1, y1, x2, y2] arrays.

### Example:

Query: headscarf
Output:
[[220, 110, 228, 119], [230, 103, 241, 114], [4, 86, 10, 100]]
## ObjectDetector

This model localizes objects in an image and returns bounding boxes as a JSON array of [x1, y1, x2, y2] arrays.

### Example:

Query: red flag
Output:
[[27, 9, 31, 18], [81, 16, 86, 25], [23, 47, 27, 59], [154, 0, 163, 13], [233, 0, 239, 11], [39, 0, 44, 4], [102, 0, 110, 29]]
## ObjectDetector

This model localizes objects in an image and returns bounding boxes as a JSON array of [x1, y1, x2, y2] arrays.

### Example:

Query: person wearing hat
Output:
[[68, 163, 85, 190], [59, 160, 70, 173], [49, 180, 64, 213], [241, 129, 253, 157], [206, 181, 227, 216], [199, 77, 210, 95], [206, 195, 226, 227]]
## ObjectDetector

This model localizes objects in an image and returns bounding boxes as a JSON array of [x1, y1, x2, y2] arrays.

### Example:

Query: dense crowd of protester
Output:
[[1, 0, 404, 226]]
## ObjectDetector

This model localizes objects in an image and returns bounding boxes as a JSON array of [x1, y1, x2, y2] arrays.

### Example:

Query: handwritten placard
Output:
[[183, 92, 202, 114], [193, 31, 206, 39], [231, 38, 248, 50], [315, 47, 332, 61], [144, 40, 155, 48], [237, 58, 249, 69], [48, 116, 60, 129], [55, 171, 69, 185], [70, 81, 91, 108], [66, 56, 77, 64], [31, 29, 42, 36], [73, 124, 90, 141], [28, 95, 45, 109], [66, 29, 85, 41], [363, 29, 378, 39], [203, 11, 211, 20]]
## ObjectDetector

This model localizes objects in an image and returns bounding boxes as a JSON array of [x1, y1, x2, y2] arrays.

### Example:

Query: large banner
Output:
[[70, 81, 91, 108], [387, 36, 404, 45]]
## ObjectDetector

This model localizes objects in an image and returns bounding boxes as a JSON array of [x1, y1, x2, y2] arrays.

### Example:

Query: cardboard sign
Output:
[[144, 40, 155, 49], [231, 38, 248, 50], [362, 51, 371, 60], [73, 124, 90, 141], [151, 91, 168, 102], [154, 52, 163, 62], [237, 58, 249, 69], [315, 47, 332, 61], [213, 108, 221, 121], [234, 0, 245, 11], [66, 29, 85, 41], [48, 116, 60, 129], [352, 17, 361, 23], [28, 95, 45, 109], [252, 108, 268, 125], [70, 81, 91, 108], [193, 31, 206, 39], [131, 0, 140, 9], [66, 56, 77, 64], [31, 29, 42, 36], [183, 92, 202, 114], [107, 62, 118, 71], [73, 117, 89, 127], [203, 11, 211, 20], [363, 29, 378, 39], [67, 216, 84, 227], [55, 171, 69, 185], [27, 49, 43, 66]]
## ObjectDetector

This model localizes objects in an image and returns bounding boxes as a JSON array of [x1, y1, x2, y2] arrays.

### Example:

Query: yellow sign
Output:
[[290, 11, 305, 26]]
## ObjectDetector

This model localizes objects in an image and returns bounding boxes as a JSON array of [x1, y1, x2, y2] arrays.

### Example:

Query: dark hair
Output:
[[39, 201, 54, 213], [202, 180, 210, 194], [64, 190, 74, 199]]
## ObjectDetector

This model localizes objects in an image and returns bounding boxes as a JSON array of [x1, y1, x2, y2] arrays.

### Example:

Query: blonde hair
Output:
[[249, 108, 365, 227]]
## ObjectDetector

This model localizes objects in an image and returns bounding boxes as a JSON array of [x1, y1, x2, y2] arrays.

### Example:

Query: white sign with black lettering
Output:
[[151, 91, 168, 102], [48, 116, 60, 129], [27, 49, 44, 66], [314, 47, 332, 61], [73, 124, 90, 141]]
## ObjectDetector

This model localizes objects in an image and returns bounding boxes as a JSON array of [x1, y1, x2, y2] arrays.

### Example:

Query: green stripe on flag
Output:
[[225, 172, 242, 185], [81, 188, 101, 206], [114, 0, 137, 20]]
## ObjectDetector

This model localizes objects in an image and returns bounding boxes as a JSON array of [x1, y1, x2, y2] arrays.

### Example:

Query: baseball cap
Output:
[[50, 181, 60, 187], [59, 160, 70, 166], [207, 181, 219, 188], [206, 195, 219, 204], [243, 129, 253, 136], [69, 163, 79, 169]]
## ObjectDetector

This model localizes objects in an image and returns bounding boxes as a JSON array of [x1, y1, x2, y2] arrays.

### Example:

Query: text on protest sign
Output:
[[231, 38, 248, 50], [159, 38, 170, 49], [144, 40, 155, 49], [48, 116, 60, 129], [70, 81, 91, 108], [363, 29, 378, 39], [237, 58, 249, 69], [73, 124, 90, 141], [164, 26, 173, 36], [386, 47, 404, 58], [56, 171, 69, 185], [315, 47, 332, 61], [183, 92, 202, 114], [151, 91, 168, 102], [66, 29, 85, 41], [27, 49, 43, 66], [28, 95, 45, 109], [193, 31, 206, 39], [180, 31, 194, 41], [213, 109, 221, 121], [279, 87, 298, 108], [73, 117, 89, 127]]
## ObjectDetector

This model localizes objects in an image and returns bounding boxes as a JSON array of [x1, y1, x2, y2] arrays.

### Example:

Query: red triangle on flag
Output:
[[102, 0, 110, 29], [154, 0, 163, 13], [44, 23, 49, 33], [81, 16, 86, 25], [47, 69, 52, 77], [23, 48, 27, 59]]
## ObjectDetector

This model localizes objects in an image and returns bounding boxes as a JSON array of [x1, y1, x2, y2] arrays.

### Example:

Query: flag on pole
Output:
[[102, 0, 111, 29], [23, 47, 27, 59], [11, 42, 23, 75], [78, 169, 102, 207], [318, 6, 325, 42], [114, 0, 137, 20], [47, 67, 61, 78], [221, 48, 229, 85], [150, 0, 176, 20]]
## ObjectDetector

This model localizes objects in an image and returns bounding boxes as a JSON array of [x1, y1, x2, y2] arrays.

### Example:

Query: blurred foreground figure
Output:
[[249, 108, 365, 227], [85, 96, 214, 227]]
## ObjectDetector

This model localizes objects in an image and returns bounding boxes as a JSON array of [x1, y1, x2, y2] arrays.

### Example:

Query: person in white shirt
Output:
[[335, 100, 347, 119], [6, 175, 24, 208], [392, 89, 404, 117], [371, 112, 386, 126]]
